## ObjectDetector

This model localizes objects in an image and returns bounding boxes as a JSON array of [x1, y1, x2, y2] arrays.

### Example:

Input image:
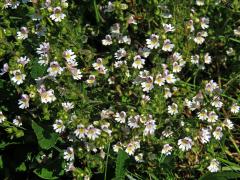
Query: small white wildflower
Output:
[[47, 61, 64, 76], [13, 116, 22, 127], [18, 94, 30, 109], [11, 70, 26, 85], [50, 7, 66, 22], [141, 76, 154, 92], [0, 111, 6, 123], [168, 103, 178, 115], [143, 120, 156, 136], [115, 111, 127, 123], [163, 23, 175, 33], [63, 147, 74, 161], [53, 119, 65, 133], [38, 85, 56, 103], [204, 53, 212, 64], [125, 143, 136, 155], [199, 128, 211, 144], [74, 124, 86, 139], [138, 47, 151, 58], [102, 35, 112, 45], [230, 103, 239, 114], [154, 74, 165, 86], [114, 48, 127, 60], [17, 56, 30, 66], [162, 39, 174, 52], [134, 153, 143, 162], [132, 55, 145, 69], [165, 73, 176, 84], [234, 26, 240, 37], [223, 118, 234, 130], [207, 159, 220, 172], [207, 111, 218, 123], [164, 87, 172, 99], [17, 27, 29, 40], [62, 102, 74, 111], [86, 75, 96, 85], [178, 137, 194, 151], [213, 126, 223, 140], [200, 17, 209, 29], [146, 34, 160, 49], [128, 116, 140, 129], [196, 0, 204, 6], [161, 144, 173, 155], [86, 125, 101, 140], [198, 109, 208, 121], [37, 42, 50, 55], [205, 80, 219, 93]]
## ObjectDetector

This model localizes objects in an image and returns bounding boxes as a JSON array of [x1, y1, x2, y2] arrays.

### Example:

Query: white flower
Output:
[[196, 0, 204, 6], [211, 96, 223, 109], [142, 94, 151, 102], [69, 68, 82, 80], [110, 23, 120, 34], [17, 56, 30, 66], [113, 142, 122, 153], [162, 39, 174, 52], [165, 73, 176, 84], [198, 110, 208, 121], [161, 144, 173, 155], [86, 75, 96, 85], [125, 143, 136, 155], [138, 47, 151, 58], [92, 58, 104, 70], [18, 94, 30, 109], [207, 159, 220, 172], [74, 124, 86, 139], [38, 54, 49, 66], [127, 15, 137, 25], [173, 62, 182, 73], [115, 111, 126, 123], [37, 42, 50, 55], [163, 23, 175, 32], [62, 102, 74, 111], [86, 125, 101, 140], [17, 27, 29, 40], [207, 111, 218, 123], [204, 53, 212, 64], [143, 120, 156, 136], [13, 116, 22, 127], [230, 103, 239, 114], [178, 137, 194, 151], [0, 63, 9, 75], [199, 128, 211, 144], [47, 61, 64, 76], [154, 74, 165, 86], [146, 34, 160, 49], [213, 126, 223, 140], [128, 115, 140, 129], [168, 103, 178, 115], [223, 118, 234, 130], [63, 49, 77, 62], [164, 88, 172, 99], [132, 55, 145, 69], [4, 0, 20, 9], [63, 147, 74, 161], [53, 119, 65, 133], [194, 32, 207, 45], [118, 35, 131, 45], [191, 55, 199, 64], [234, 26, 240, 37], [200, 17, 209, 29], [0, 111, 6, 123], [114, 48, 127, 60], [11, 70, 26, 85], [102, 35, 112, 45], [38, 85, 56, 103], [50, 7, 66, 22], [205, 80, 219, 93], [141, 76, 154, 92], [134, 153, 143, 162]]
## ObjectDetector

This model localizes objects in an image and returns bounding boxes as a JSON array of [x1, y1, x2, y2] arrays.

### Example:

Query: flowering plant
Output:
[[0, 0, 240, 179]]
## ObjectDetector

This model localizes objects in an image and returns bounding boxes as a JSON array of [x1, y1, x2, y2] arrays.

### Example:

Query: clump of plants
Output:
[[0, 0, 240, 179]]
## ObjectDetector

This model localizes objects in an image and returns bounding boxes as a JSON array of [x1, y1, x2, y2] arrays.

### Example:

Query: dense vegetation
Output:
[[0, 0, 240, 179]]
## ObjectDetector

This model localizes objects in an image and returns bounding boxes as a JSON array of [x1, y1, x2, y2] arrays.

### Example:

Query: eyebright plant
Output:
[[0, 0, 240, 179]]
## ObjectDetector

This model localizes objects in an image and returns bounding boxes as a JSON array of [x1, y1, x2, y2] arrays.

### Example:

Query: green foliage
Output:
[[199, 171, 240, 180], [32, 121, 58, 150], [115, 150, 129, 180]]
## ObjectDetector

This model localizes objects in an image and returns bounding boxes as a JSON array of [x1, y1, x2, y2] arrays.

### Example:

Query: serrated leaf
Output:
[[115, 150, 129, 180], [32, 121, 58, 150]]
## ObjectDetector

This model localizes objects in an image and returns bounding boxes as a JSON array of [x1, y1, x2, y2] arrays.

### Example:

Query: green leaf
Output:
[[16, 162, 27, 172], [34, 168, 58, 180], [114, 150, 129, 180], [30, 60, 47, 79], [32, 121, 58, 150], [199, 171, 240, 180]]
